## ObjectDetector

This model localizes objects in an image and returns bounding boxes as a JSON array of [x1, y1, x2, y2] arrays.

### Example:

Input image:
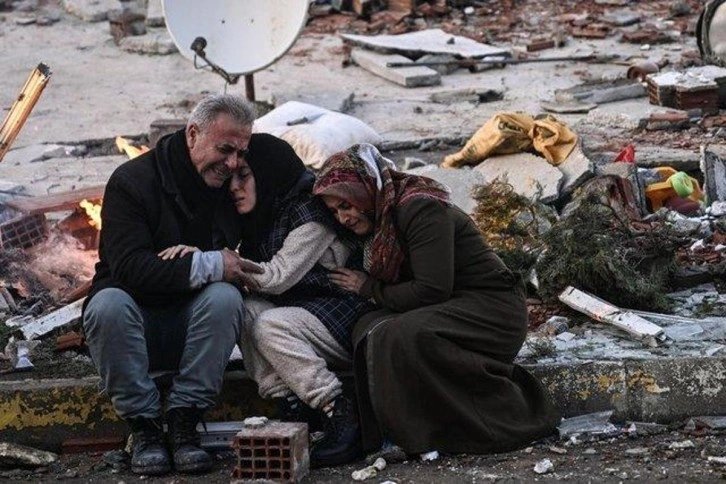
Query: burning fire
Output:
[[80, 199, 102, 229], [115, 136, 149, 159]]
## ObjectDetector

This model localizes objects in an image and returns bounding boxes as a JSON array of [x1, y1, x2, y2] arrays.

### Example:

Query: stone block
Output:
[[473, 152, 563, 204], [406, 165, 487, 214]]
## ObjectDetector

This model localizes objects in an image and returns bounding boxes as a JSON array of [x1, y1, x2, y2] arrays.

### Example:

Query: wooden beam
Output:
[[0, 63, 52, 162], [5, 185, 105, 215]]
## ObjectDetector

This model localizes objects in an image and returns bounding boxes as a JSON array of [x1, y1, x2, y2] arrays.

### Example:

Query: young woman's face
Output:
[[229, 160, 257, 214], [322, 195, 373, 236]]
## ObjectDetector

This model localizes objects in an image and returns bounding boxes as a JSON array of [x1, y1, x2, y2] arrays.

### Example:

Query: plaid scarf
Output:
[[240, 191, 372, 350], [313, 143, 451, 283]]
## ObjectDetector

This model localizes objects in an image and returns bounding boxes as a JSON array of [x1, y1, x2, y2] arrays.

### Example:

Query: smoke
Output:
[[26, 232, 97, 301]]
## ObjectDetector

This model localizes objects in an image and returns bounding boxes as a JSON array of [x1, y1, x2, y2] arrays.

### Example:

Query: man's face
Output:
[[186, 113, 252, 188]]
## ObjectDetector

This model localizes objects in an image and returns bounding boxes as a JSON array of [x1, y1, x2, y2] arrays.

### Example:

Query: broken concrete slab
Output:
[[634, 146, 701, 171], [0, 155, 124, 198], [557, 143, 594, 196], [558, 286, 665, 344], [0, 441, 58, 468], [118, 30, 177, 55], [341, 28, 509, 59], [701, 144, 726, 202], [595, 161, 646, 215], [19, 298, 85, 340], [557, 78, 647, 105], [351, 49, 441, 87], [145, 0, 164, 27], [429, 88, 503, 104], [0, 180, 26, 195], [2, 144, 73, 165], [473, 152, 563, 204], [540, 100, 597, 114], [585, 99, 685, 132], [405, 165, 487, 214], [61, 0, 117, 22]]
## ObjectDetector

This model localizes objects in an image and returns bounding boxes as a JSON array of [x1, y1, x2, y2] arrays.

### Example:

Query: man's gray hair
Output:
[[187, 94, 257, 130]]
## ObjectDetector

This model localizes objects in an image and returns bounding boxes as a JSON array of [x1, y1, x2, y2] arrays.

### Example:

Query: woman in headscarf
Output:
[[160, 134, 371, 467], [312, 143, 560, 456]]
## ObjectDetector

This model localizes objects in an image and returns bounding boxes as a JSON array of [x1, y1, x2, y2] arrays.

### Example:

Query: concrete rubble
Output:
[[1, 0, 726, 481]]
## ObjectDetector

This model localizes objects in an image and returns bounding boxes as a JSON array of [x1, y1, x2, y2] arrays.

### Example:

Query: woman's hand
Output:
[[329, 267, 367, 294], [158, 244, 200, 260]]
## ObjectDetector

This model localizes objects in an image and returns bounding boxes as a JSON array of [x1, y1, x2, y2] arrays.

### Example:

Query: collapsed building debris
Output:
[[558, 286, 666, 345]]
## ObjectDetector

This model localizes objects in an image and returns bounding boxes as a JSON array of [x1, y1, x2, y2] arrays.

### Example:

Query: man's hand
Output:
[[221, 248, 264, 291], [329, 267, 368, 294], [158, 244, 199, 260]]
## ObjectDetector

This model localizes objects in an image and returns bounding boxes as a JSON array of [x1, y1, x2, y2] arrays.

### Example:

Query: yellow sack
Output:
[[442, 112, 534, 168], [530, 114, 577, 166], [441, 112, 577, 168]]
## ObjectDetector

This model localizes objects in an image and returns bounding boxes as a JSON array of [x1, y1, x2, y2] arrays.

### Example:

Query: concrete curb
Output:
[[528, 356, 726, 423], [0, 372, 270, 451], [2, 358, 725, 451]]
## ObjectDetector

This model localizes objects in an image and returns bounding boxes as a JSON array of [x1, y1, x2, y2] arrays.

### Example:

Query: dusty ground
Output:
[[4, 428, 726, 482]]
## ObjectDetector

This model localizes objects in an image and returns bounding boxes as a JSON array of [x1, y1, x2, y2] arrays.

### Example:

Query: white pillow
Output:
[[253, 101, 382, 169]]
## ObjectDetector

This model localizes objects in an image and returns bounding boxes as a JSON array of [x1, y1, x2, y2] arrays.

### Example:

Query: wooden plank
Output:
[[558, 286, 665, 342], [351, 49, 440, 87], [20, 298, 85, 340], [5, 185, 105, 215]]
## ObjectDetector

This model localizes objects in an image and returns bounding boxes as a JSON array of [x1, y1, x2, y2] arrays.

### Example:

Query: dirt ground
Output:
[[4, 428, 726, 483]]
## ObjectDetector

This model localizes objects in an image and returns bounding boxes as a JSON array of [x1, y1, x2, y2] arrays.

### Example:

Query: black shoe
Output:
[[311, 393, 362, 467], [166, 407, 213, 474], [275, 394, 322, 431], [126, 416, 171, 476]]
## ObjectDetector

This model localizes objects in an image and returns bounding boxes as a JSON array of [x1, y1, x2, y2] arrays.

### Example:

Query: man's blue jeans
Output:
[[83, 282, 244, 419]]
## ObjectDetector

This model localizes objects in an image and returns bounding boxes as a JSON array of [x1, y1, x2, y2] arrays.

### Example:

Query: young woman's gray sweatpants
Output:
[[240, 297, 352, 410], [83, 282, 244, 419]]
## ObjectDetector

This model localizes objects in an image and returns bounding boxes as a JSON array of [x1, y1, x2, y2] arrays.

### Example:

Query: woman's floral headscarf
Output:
[[313, 143, 450, 283]]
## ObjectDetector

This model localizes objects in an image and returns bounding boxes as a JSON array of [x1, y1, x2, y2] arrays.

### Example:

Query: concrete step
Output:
[[3, 356, 726, 452]]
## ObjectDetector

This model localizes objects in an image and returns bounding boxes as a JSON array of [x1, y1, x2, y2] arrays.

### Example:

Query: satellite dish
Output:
[[697, 0, 726, 67], [162, 0, 309, 76]]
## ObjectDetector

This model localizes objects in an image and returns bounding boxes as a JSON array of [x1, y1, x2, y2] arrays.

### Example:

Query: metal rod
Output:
[[244, 74, 255, 102]]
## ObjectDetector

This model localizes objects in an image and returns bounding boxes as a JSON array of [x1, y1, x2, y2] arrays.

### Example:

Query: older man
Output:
[[83, 94, 262, 476]]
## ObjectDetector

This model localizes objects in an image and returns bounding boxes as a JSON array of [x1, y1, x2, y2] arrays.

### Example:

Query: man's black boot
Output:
[[275, 394, 322, 432], [310, 393, 362, 467], [127, 416, 171, 476], [166, 407, 213, 474]]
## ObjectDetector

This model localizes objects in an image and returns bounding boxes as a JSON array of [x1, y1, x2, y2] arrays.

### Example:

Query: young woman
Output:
[[312, 143, 560, 456], [161, 134, 371, 467]]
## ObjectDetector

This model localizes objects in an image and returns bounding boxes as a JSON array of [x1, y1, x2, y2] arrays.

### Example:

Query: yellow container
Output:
[[644, 167, 704, 211]]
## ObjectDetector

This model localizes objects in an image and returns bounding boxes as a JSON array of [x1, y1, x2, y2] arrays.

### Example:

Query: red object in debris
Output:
[[664, 196, 702, 216], [62, 436, 125, 454], [614, 144, 635, 163]]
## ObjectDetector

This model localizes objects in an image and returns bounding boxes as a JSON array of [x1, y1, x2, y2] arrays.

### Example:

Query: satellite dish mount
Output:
[[190, 36, 242, 86]]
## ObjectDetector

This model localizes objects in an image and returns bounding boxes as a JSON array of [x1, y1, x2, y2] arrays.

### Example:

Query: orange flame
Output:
[[116, 136, 149, 159], [80, 199, 102, 230]]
